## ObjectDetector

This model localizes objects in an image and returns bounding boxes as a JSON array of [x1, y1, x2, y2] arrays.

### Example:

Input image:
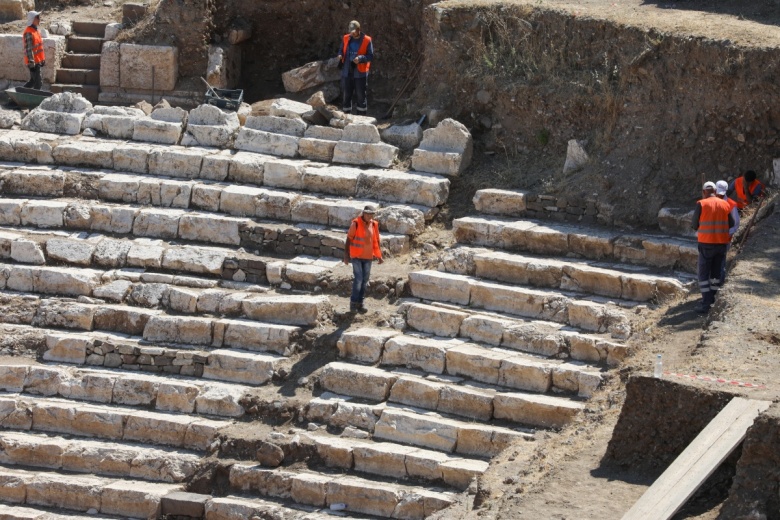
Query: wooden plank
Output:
[[622, 397, 771, 520]]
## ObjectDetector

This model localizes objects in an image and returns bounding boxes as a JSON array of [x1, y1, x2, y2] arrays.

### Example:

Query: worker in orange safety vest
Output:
[[343, 205, 383, 313], [728, 170, 765, 210], [22, 11, 46, 90], [692, 181, 734, 313], [338, 20, 373, 114]]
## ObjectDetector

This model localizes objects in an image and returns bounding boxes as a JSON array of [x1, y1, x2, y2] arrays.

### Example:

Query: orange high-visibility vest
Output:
[[23, 26, 45, 66], [732, 176, 763, 209], [697, 197, 731, 244], [348, 217, 381, 260], [341, 34, 372, 74]]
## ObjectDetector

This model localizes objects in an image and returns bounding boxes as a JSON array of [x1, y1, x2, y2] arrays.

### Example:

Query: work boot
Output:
[[349, 302, 358, 313], [357, 302, 368, 314], [694, 302, 710, 314]]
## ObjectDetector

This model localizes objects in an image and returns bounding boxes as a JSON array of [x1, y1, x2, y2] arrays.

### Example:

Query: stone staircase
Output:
[[52, 22, 107, 103]]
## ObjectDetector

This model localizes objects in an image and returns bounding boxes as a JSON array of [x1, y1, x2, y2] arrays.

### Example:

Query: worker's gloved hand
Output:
[[40, 60, 45, 67]]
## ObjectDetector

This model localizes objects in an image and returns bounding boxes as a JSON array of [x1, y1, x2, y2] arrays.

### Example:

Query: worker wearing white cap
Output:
[[691, 181, 734, 313], [715, 179, 740, 284], [22, 11, 45, 90]]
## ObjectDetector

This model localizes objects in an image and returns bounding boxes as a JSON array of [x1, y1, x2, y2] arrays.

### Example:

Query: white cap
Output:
[[715, 180, 728, 196], [703, 181, 716, 192], [27, 11, 41, 26]]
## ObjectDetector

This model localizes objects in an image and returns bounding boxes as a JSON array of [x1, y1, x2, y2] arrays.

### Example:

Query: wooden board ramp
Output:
[[622, 397, 771, 520]]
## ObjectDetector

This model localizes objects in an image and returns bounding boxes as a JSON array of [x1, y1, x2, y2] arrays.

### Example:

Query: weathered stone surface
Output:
[[133, 208, 184, 239], [342, 123, 380, 144], [120, 44, 178, 90], [408, 270, 472, 305], [374, 408, 458, 452], [205, 43, 241, 89], [375, 205, 425, 236], [0, 0, 34, 22], [94, 305, 159, 335], [45, 237, 96, 266], [43, 333, 90, 364], [493, 392, 584, 428], [245, 115, 306, 137], [336, 327, 398, 363], [382, 336, 449, 374], [1, 168, 64, 196], [178, 214, 243, 246], [242, 295, 331, 326], [100, 40, 120, 87], [318, 362, 397, 401], [413, 118, 473, 175], [26, 473, 104, 511], [195, 383, 245, 417], [381, 122, 423, 149], [563, 139, 589, 172], [221, 319, 299, 354], [101, 481, 182, 518], [445, 343, 512, 385], [473, 189, 528, 216], [21, 93, 92, 135], [282, 60, 340, 93], [148, 147, 204, 178], [269, 98, 314, 119], [132, 118, 182, 145], [182, 104, 240, 148], [203, 350, 277, 385], [325, 477, 402, 518], [411, 149, 469, 177], [297, 137, 336, 162], [144, 315, 213, 345], [157, 381, 199, 413], [406, 303, 468, 337], [10, 239, 45, 264], [83, 106, 145, 139], [333, 140, 398, 168], [388, 376, 442, 411], [234, 127, 299, 157]]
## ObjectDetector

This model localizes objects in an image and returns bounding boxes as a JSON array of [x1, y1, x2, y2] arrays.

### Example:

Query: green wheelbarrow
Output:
[[4, 87, 54, 108]]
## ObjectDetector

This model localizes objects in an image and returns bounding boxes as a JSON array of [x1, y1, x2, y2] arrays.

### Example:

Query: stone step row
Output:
[[402, 302, 629, 366], [336, 329, 602, 397], [409, 270, 632, 339], [228, 463, 455, 519], [0, 431, 200, 483], [0, 130, 450, 208], [305, 393, 533, 457], [0, 503, 125, 520], [0, 363, 248, 417], [0, 263, 331, 326], [0, 197, 408, 257], [0, 465, 181, 518], [0, 298, 291, 385], [0, 165, 432, 237], [0, 225, 343, 288], [318, 362, 585, 429], [448, 247, 689, 302], [301, 430, 488, 490], [0, 394, 230, 450], [176, 494, 371, 520], [453, 216, 698, 273]]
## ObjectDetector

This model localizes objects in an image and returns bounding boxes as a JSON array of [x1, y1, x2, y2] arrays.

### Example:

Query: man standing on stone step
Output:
[[692, 181, 734, 314], [338, 20, 373, 115], [344, 205, 383, 313], [22, 11, 46, 91]]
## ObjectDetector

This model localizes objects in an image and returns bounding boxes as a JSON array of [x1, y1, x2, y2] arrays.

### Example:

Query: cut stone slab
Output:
[[333, 140, 398, 168], [473, 189, 528, 216]]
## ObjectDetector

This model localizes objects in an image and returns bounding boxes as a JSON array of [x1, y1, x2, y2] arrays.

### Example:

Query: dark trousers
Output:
[[341, 75, 368, 114], [350, 259, 372, 304], [697, 243, 727, 306], [24, 64, 42, 90]]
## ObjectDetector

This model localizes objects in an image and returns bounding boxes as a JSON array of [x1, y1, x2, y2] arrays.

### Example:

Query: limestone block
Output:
[[33, 266, 101, 296], [408, 270, 472, 305], [382, 336, 449, 374], [561, 264, 622, 298], [119, 44, 178, 90], [133, 118, 182, 145], [221, 319, 299, 354], [182, 104, 240, 148], [144, 315, 213, 345], [501, 324, 565, 357], [43, 333, 90, 364], [204, 497, 283, 520], [325, 477, 402, 518], [438, 384, 494, 421], [336, 327, 398, 363], [26, 474, 104, 511], [113, 143, 150, 173], [0, 365, 28, 391], [234, 127, 299, 157], [374, 408, 458, 452], [0, 432, 66, 469], [184, 418, 226, 450], [20, 200, 68, 228], [333, 140, 398, 168], [123, 411, 192, 447], [0, 130, 56, 164], [290, 472, 331, 507], [199, 151, 232, 181], [61, 372, 115, 402], [242, 294, 332, 326], [0, 467, 27, 503], [1, 168, 64, 197], [161, 246, 227, 275], [245, 115, 306, 137], [21, 110, 83, 135], [113, 374, 160, 406], [227, 151, 269, 184], [318, 362, 396, 401], [132, 208, 183, 239], [0, 0, 34, 21], [284, 263, 328, 285], [493, 392, 584, 429], [126, 240, 165, 268], [281, 60, 340, 93], [353, 442, 417, 479], [264, 158, 305, 189], [342, 123, 380, 144], [195, 383, 245, 417], [101, 480, 182, 518], [473, 189, 527, 216], [375, 205, 425, 236], [0, 397, 32, 429], [191, 184, 223, 212], [357, 168, 449, 208], [148, 147, 205, 178], [98, 173, 143, 202], [10, 239, 45, 264], [440, 458, 488, 490], [269, 98, 313, 119], [297, 138, 335, 162], [0, 199, 24, 225], [388, 376, 442, 410], [326, 199, 362, 227], [301, 165, 358, 196], [101, 41, 120, 87], [205, 44, 241, 89], [305, 126, 343, 141], [458, 315, 509, 346], [229, 464, 295, 498], [498, 356, 553, 392], [469, 281, 550, 319], [0, 107, 21, 129], [178, 213, 243, 246], [93, 305, 158, 336], [83, 106, 145, 139], [329, 400, 384, 431], [156, 382, 200, 414], [381, 122, 423, 149], [445, 343, 512, 385], [563, 139, 589, 172], [45, 237, 96, 266], [202, 349, 277, 385]]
